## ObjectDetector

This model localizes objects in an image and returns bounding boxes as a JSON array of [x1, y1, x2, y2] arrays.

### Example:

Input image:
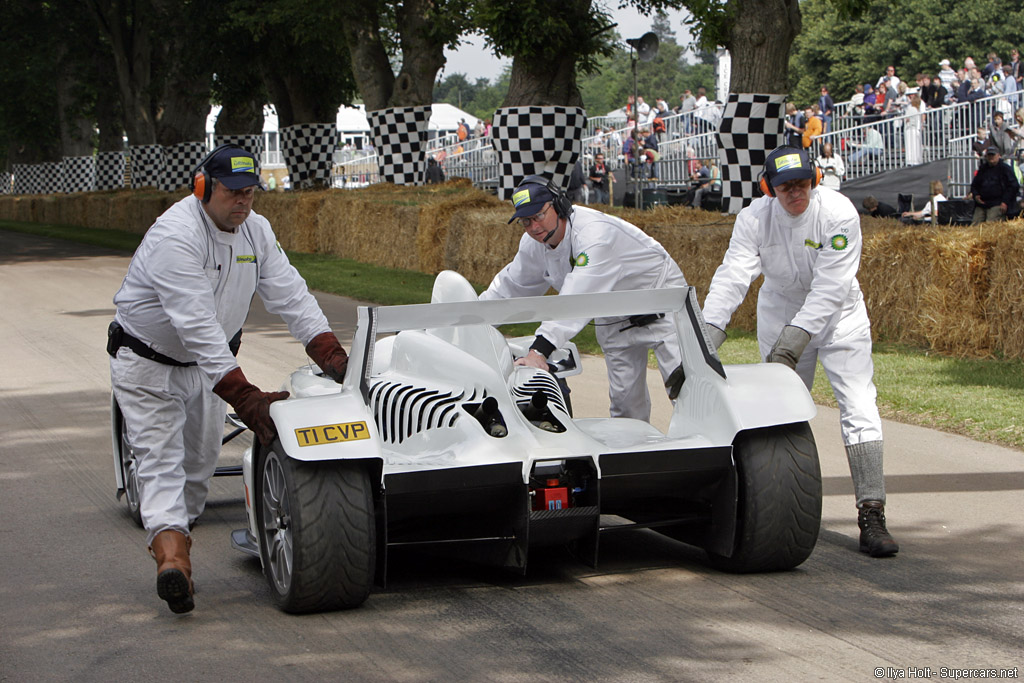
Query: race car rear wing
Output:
[[345, 286, 725, 403]]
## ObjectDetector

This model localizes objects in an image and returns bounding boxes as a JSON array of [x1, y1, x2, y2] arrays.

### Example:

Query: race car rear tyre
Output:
[[113, 399, 144, 528], [708, 421, 821, 573], [257, 441, 376, 614]]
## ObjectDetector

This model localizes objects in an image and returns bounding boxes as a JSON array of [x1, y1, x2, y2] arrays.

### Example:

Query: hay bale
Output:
[[860, 224, 934, 346], [416, 180, 503, 274], [984, 224, 1024, 359]]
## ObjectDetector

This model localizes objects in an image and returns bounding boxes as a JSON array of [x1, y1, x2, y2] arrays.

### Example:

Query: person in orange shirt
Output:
[[802, 106, 823, 150]]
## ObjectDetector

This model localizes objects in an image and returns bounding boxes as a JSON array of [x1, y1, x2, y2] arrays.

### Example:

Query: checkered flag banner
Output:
[[12, 164, 36, 194], [62, 156, 96, 194], [161, 141, 207, 193], [215, 135, 264, 175], [491, 106, 588, 200], [281, 123, 338, 189], [716, 93, 786, 214], [12, 163, 61, 194], [0, 171, 10, 195], [368, 106, 431, 186], [129, 144, 165, 189], [95, 151, 125, 190], [39, 162, 64, 193]]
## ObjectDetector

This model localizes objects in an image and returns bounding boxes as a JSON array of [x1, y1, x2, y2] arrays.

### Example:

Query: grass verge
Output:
[[2, 219, 1020, 451]]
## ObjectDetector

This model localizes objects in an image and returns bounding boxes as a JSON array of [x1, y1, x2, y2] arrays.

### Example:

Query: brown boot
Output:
[[858, 501, 900, 557], [148, 530, 194, 613]]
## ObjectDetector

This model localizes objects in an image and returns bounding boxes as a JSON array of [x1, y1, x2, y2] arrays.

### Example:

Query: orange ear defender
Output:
[[190, 143, 240, 203], [192, 170, 209, 202]]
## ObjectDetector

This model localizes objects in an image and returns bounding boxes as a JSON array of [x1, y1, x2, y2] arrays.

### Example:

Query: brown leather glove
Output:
[[213, 367, 289, 444], [305, 331, 349, 383]]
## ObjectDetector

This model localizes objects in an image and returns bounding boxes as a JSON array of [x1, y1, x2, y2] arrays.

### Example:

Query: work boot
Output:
[[858, 501, 900, 557], [149, 530, 194, 613]]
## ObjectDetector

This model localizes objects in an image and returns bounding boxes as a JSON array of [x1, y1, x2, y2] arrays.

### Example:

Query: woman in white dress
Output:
[[904, 93, 926, 165]]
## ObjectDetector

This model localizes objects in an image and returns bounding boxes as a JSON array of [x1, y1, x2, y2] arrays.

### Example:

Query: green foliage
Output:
[[473, 0, 617, 74], [436, 18, 713, 121], [577, 28, 714, 117], [434, 68, 511, 120], [789, 0, 1024, 106], [0, 1, 64, 163]]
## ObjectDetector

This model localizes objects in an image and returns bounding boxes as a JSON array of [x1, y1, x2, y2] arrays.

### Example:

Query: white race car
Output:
[[230, 271, 822, 614]]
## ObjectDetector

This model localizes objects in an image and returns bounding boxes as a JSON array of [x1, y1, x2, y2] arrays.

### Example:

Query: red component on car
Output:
[[533, 486, 569, 511]]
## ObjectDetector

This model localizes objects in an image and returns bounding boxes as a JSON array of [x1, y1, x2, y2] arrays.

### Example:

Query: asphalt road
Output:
[[1, 229, 1021, 682]]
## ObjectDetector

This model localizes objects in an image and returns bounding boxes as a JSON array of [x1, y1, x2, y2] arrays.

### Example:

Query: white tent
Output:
[[207, 102, 480, 136]]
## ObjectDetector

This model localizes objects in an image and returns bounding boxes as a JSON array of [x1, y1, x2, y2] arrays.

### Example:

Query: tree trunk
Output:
[[341, 0, 396, 112], [724, 0, 801, 94], [502, 55, 584, 108], [389, 0, 446, 108], [88, 0, 157, 145], [93, 47, 125, 153], [153, 52, 212, 146], [215, 100, 264, 136], [55, 48, 95, 157]]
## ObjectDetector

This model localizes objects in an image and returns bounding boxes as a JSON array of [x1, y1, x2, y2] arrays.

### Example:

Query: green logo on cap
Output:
[[230, 156, 254, 173], [512, 188, 533, 207], [774, 153, 803, 172]]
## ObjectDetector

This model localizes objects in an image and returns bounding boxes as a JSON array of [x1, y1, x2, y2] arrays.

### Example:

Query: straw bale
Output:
[[444, 207, 523, 285], [416, 180, 503, 274], [860, 225, 934, 345], [984, 224, 1024, 359]]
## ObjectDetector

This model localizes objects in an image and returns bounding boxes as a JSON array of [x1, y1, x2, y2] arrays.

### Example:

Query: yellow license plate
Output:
[[294, 421, 370, 447]]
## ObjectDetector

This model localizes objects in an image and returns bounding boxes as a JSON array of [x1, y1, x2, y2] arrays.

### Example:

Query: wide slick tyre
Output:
[[257, 441, 376, 614], [708, 421, 822, 573]]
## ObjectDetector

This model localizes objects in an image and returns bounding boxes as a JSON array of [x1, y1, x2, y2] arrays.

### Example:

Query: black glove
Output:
[[213, 367, 289, 444], [765, 325, 811, 370], [305, 331, 349, 383]]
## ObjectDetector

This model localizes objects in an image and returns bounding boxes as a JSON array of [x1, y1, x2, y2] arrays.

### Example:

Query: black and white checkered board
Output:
[[12, 163, 62, 194], [161, 142, 207, 193], [716, 93, 786, 214], [129, 145, 165, 189], [12, 165, 36, 194], [490, 106, 587, 199], [368, 106, 431, 185], [0, 171, 10, 195], [214, 135, 264, 175], [63, 156, 96, 193], [280, 123, 338, 189], [40, 162, 63, 193], [95, 151, 126, 190]]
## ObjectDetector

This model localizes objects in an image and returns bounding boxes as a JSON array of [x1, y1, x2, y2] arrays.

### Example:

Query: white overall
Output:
[[702, 187, 883, 446], [481, 205, 686, 421], [111, 195, 330, 543]]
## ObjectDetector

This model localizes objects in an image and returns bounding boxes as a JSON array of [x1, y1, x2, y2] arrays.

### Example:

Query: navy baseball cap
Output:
[[764, 146, 815, 187], [205, 146, 261, 190], [508, 180, 555, 224]]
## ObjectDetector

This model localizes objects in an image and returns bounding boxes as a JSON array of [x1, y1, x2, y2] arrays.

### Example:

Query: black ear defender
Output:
[[519, 174, 573, 219], [758, 146, 822, 197], [191, 143, 242, 203]]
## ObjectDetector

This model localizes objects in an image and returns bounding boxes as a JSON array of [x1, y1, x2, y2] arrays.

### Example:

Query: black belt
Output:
[[620, 313, 665, 332], [107, 321, 240, 367]]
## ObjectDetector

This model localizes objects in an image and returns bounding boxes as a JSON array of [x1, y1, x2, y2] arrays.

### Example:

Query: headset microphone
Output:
[[542, 228, 557, 243]]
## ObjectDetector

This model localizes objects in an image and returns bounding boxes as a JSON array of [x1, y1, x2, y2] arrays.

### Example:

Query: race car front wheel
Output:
[[257, 441, 376, 613], [708, 421, 822, 573]]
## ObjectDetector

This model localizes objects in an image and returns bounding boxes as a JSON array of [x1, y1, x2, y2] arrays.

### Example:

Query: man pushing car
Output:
[[108, 144, 350, 613], [479, 174, 687, 422]]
